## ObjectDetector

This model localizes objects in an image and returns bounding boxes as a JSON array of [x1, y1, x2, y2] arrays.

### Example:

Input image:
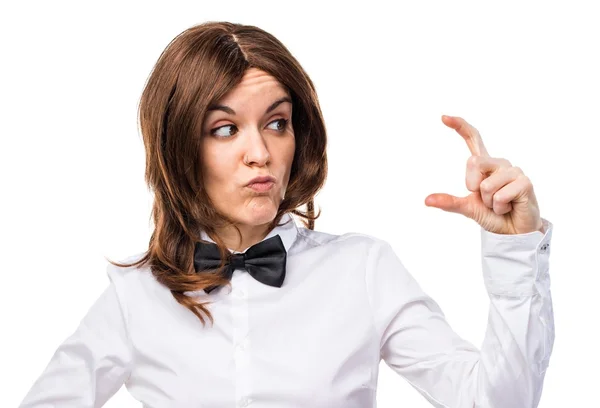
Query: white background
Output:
[[2, 1, 598, 407]]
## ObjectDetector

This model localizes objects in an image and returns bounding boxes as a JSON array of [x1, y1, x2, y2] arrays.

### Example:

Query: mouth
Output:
[[246, 175, 276, 186], [246, 180, 275, 193], [245, 175, 276, 193]]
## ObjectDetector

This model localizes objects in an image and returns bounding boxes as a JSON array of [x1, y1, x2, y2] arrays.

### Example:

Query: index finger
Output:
[[442, 115, 490, 157]]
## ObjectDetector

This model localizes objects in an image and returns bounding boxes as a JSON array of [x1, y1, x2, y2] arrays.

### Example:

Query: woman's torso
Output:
[[116, 228, 383, 408]]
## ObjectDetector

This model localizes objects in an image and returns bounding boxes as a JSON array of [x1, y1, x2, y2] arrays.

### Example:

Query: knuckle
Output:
[[517, 174, 533, 190], [467, 155, 479, 167], [518, 173, 530, 183]]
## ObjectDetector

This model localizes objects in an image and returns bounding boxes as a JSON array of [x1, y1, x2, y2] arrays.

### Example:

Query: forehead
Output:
[[219, 68, 289, 102]]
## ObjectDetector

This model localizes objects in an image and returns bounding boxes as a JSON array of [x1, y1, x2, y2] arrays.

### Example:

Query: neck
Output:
[[215, 222, 272, 253]]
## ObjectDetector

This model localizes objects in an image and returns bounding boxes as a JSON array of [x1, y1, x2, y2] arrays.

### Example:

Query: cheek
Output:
[[288, 138, 296, 159], [283, 140, 296, 177], [201, 146, 234, 193]]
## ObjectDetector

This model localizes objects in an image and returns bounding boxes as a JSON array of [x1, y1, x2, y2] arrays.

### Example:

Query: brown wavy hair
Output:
[[106, 21, 328, 327]]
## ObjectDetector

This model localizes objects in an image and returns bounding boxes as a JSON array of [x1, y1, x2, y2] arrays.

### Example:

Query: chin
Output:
[[241, 200, 279, 226]]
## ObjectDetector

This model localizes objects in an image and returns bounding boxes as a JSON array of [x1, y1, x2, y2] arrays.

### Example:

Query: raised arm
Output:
[[365, 218, 554, 408]]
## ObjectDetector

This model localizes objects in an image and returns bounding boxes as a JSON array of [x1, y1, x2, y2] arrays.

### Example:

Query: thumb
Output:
[[424, 193, 470, 216]]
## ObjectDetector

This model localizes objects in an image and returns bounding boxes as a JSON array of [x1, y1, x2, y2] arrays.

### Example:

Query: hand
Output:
[[424, 115, 544, 235]]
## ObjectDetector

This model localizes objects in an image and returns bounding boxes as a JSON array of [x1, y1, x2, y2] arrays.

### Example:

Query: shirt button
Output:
[[235, 341, 247, 356], [540, 243, 549, 253], [238, 396, 252, 407], [234, 289, 246, 299]]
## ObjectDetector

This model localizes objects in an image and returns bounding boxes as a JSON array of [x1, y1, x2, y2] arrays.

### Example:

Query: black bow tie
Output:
[[193, 234, 287, 294]]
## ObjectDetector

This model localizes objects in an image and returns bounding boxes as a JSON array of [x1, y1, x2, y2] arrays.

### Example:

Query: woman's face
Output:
[[201, 68, 295, 229]]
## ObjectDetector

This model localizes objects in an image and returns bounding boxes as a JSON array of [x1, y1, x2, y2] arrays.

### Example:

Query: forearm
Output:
[[476, 217, 554, 407]]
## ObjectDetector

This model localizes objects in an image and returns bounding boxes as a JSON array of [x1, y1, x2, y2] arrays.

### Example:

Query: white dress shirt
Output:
[[20, 212, 554, 408]]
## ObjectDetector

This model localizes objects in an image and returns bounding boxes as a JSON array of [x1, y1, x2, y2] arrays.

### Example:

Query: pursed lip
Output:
[[245, 175, 276, 186]]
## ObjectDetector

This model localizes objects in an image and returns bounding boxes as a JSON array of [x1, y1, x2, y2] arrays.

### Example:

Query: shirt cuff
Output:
[[480, 217, 553, 296]]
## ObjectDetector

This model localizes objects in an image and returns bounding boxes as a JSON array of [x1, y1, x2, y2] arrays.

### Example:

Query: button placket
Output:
[[238, 396, 252, 407], [236, 338, 248, 352], [231, 274, 251, 408]]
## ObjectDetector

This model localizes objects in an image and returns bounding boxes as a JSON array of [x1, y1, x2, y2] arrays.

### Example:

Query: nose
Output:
[[244, 128, 271, 166]]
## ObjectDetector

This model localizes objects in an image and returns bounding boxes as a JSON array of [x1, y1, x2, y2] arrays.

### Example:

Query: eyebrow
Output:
[[207, 96, 292, 115]]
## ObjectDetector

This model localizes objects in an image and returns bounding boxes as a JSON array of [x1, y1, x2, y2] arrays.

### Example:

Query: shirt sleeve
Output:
[[19, 265, 133, 408], [366, 217, 554, 408]]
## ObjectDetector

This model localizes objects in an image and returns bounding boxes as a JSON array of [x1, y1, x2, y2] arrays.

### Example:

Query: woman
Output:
[[20, 21, 554, 408]]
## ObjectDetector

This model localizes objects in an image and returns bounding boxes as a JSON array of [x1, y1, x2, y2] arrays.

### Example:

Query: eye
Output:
[[210, 118, 289, 139], [211, 124, 238, 138], [267, 118, 289, 132]]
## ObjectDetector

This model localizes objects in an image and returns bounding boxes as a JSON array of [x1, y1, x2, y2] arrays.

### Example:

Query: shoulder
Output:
[[294, 226, 408, 282], [105, 251, 151, 282], [104, 251, 165, 300], [294, 225, 391, 257]]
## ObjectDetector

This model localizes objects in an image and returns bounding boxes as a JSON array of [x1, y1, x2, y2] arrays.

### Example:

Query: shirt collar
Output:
[[199, 211, 299, 254]]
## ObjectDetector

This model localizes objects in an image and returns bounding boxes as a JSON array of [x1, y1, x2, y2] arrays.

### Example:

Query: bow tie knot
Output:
[[193, 234, 287, 294], [229, 253, 246, 270]]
